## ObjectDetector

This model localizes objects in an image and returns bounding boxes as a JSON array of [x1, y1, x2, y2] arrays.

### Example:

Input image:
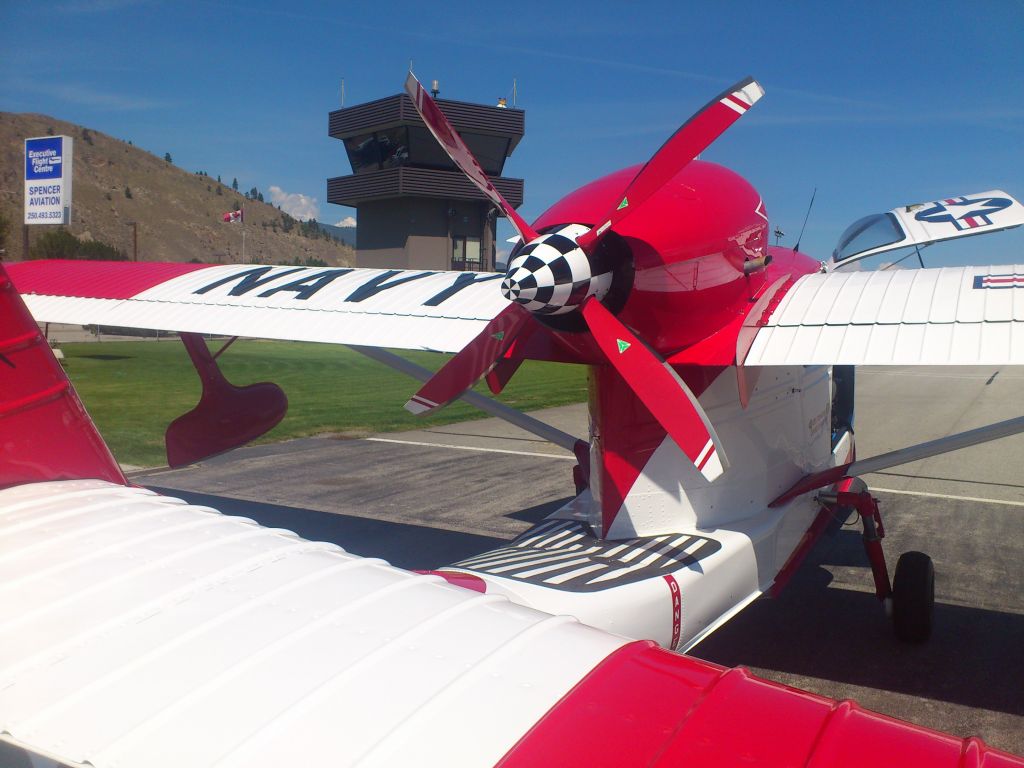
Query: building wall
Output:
[[355, 198, 495, 271]]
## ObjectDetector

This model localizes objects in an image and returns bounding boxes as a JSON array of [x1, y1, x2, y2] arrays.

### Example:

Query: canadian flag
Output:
[[222, 209, 243, 223]]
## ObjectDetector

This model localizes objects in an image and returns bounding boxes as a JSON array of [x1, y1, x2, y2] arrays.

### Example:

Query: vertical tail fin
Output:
[[0, 263, 126, 490]]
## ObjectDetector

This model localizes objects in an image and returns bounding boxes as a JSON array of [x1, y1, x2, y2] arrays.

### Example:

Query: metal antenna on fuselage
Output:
[[793, 187, 817, 253]]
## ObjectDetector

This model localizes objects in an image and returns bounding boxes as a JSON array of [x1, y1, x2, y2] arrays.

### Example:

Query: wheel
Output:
[[892, 551, 934, 643]]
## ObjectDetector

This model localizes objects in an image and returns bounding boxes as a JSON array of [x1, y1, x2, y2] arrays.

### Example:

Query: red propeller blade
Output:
[[485, 356, 524, 395], [484, 322, 538, 395], [405, 303, 533, 415], [404, 73, 539, 243], [580, 298, 729, 482], [576, 76, 764, 254]]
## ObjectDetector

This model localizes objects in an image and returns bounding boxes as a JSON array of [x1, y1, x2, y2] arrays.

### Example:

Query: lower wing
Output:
[[2, 479, 1018, 768]]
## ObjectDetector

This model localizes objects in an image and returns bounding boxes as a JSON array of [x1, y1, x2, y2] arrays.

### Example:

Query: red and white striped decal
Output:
[[694, 438, 715, 471], [720, 81, 764, 114], [978, 274, 1024, 288], [406, 394, 439, 414]]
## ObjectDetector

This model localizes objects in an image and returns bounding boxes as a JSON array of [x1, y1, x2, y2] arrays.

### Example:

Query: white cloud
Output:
[[269, 185, 320, 221], [17, 82, 176, 111], [335, 216, 357, 227], [58, 0, 151, 12]]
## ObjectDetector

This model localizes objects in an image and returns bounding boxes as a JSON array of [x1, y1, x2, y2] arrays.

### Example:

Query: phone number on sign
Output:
[[26, 210, 65, 221]]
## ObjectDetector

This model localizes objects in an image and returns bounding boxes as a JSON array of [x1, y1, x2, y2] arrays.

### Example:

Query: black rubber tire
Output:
[[892, 551, 934, 643]]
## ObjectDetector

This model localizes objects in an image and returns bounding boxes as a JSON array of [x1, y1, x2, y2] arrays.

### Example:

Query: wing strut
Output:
[[771, 412, 1024, 506], [349, 346, 584, 453]]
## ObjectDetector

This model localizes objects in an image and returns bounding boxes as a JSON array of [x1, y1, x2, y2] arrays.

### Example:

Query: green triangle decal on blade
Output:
[[616, 339, 631, 354], [492, 331, 505, 341], [617, 197, 629, 210]]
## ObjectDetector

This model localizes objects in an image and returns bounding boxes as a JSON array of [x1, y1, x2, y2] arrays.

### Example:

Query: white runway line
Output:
[[872, 486, 1024, 508], [367, 439, 1024, 506], [364, 437, 576, 460], [860, 370, 1024, 381]]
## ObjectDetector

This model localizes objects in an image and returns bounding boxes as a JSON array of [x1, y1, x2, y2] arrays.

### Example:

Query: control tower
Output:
[[327, 89, 525, 271]]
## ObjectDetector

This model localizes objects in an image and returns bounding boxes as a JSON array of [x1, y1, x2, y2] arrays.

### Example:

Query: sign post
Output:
[[24, 135, 74, 226]]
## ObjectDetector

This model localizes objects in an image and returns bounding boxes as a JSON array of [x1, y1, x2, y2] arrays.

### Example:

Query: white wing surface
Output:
[[744, 264, 1024, 365], [0, 480, 625, 768], [10, 261, 510, 353]]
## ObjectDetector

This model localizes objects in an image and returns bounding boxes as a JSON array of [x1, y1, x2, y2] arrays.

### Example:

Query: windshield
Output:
[[833, 213, 904, 262]]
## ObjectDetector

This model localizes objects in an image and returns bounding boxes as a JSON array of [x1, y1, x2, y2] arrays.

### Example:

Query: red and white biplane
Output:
[[2, 74, 1024, 766]]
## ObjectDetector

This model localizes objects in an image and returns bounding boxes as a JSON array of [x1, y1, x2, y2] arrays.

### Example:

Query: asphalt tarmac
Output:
[[137, 366, 1024, 755]]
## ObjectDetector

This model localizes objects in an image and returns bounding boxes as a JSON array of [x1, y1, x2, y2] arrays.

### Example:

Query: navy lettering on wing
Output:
[[423, 272, 502, 306], [258, 269, 354, 300], [193, 266, 305, 296], [345, 270, 437, 302]]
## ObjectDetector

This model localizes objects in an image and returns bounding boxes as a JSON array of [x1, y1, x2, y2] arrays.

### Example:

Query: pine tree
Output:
[[232, 178, 239, 191]]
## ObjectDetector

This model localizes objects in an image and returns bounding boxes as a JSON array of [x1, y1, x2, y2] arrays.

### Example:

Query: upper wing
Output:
[[744, 264, 1024, 366], [8, 260, 510, 353], [831, 189, 1024, 267]]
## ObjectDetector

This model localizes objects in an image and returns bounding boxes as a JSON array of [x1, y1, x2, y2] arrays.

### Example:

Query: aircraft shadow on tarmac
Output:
[[149, 487, 1023, 720], [697, 527, 1024, 719], [147, 486, 567, 570]]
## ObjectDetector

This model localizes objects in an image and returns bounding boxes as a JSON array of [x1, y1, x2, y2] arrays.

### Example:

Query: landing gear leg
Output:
[[819, 484, 934, 643]]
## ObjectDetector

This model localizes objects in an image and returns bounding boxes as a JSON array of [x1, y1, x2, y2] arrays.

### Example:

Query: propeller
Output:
[[403, 73, 763, 481], [405, 303, 532, 414], [580, 297, 727, 481], [405, 73, 539, 244], [575, 77, 764, 254]]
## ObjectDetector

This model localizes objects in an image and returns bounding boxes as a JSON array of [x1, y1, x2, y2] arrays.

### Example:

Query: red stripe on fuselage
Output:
[[8, 260, 213, 300]]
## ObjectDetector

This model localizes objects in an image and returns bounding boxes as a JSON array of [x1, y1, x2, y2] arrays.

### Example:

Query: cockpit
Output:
[[832, 213, 904, 264]]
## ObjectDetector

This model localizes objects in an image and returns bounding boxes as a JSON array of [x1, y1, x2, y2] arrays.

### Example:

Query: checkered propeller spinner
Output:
[[403, 72, 765, 482], [501, 224, 612, 315]]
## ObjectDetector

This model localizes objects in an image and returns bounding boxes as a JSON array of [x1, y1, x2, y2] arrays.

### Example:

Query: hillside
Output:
[[0, 113, 354, 266]]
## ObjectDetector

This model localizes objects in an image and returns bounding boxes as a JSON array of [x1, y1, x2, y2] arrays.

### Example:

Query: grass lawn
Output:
[[62, 340, 589, 468]]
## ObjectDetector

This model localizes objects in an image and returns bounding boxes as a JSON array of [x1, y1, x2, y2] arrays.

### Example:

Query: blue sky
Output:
[[2, 0, 1022, 266]]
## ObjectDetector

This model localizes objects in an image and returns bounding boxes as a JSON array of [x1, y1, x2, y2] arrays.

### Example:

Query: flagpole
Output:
[[241, 207, 246, 263]]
